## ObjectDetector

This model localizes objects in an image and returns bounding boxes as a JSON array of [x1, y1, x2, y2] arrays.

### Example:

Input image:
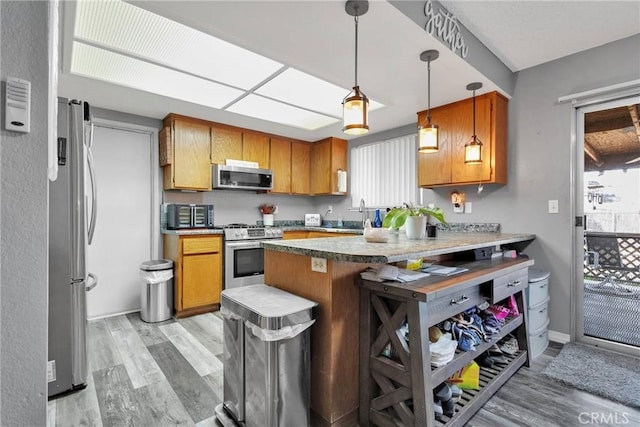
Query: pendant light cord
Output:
[[472, 89, 476, 140], [354, 14, 359, 87], [427, 59, 432, 124]]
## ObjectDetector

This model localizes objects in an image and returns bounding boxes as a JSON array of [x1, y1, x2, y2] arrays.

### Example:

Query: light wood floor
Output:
[[48, 312, 640, 427]]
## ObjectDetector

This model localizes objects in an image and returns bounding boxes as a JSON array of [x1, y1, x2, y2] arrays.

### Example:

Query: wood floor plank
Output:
[[148, 341, 218, 423], [177, 313, 224, 356], [47, 399, 56, 427], [160, 322, 223, 376], [109, 320, 166, 389], [135, 378, 196, 427], [202, 370, 224, 403], [54, 363, 103, 427], [195, 415, 220, 427], [93, 364, 152, 427], [88, 319, 122, 371], [126, 311, 174, 347]]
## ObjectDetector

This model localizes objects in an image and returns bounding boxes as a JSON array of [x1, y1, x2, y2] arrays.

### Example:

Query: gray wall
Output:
[[0, 1, 50, 425]]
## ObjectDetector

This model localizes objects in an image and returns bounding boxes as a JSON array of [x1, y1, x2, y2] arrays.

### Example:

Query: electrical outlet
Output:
[[327, 205, 333, 214], [311, 257, 327, 273], [548, 200, 559, 214]]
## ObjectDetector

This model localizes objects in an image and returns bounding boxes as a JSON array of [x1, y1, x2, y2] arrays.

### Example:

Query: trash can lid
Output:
[[140, 259, 173, 271], [528, 268, 550, 282], [221, 284, 318, 330]]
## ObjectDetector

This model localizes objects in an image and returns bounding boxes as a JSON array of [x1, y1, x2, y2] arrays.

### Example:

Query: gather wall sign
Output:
[[423, 0, 469, 59]]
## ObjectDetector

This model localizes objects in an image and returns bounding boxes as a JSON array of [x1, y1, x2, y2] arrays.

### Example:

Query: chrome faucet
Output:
[[359, 198, 367, 228]]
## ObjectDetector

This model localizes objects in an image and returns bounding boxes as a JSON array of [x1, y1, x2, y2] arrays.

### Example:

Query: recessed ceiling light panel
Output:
[[226, 94, 339, 131], [74, 0, 283, 89], [71, 42, 243, 109]]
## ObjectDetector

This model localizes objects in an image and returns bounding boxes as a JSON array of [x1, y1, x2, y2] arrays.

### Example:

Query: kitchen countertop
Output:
[[161, 228, 224, 235], [261, 231, 536, 263], [160, 227, 363, 235]]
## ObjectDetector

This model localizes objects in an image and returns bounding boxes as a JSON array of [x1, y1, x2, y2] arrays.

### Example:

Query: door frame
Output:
[[90, 117, 161, 260], [567, 83, 640, 355]]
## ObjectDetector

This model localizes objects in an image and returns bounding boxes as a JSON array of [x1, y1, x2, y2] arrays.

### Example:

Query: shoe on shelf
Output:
[[434, 400, 443, 420], [447, 383, 463, 402], [498, 335, 519, 355], [433, 383, 452, 402], [441, 397, 456, 417], [487, 344, 509, 364], [477, 353, 495, 368]]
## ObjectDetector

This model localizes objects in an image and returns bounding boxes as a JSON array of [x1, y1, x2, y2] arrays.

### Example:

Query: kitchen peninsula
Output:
[[262, 231, 535, 427]]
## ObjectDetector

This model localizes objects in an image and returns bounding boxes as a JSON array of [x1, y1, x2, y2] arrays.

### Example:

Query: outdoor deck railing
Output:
[[584, 231, 640, 282]]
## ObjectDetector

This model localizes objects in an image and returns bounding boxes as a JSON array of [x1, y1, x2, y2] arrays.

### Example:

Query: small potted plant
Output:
[[259, 203, 276, 226], [382, 202, 446, 239]]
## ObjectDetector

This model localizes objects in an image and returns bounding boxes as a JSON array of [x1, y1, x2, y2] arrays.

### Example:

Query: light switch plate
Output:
[[548, 200, 559, 214], [464, 202, 473, 213], [311, 257, 327, 273]]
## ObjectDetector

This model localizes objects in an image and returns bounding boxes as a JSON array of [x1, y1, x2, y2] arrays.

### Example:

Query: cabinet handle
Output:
[[450, 295, 469, 305], [508, 280, 521, 287]]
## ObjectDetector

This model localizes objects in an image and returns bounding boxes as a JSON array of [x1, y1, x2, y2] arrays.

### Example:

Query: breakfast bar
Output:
[[262, 231, 535, 427]]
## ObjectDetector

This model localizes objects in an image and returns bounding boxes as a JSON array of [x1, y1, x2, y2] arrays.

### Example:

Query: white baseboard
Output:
[[88, 308, 140, 322], [548, 330, 570, 343]]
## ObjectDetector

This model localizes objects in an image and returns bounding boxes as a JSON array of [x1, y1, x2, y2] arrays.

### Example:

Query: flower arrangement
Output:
[[259, 203, 276, 214]]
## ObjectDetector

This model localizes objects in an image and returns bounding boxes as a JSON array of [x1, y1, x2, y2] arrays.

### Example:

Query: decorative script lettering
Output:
[[424, 0, 469, 58]]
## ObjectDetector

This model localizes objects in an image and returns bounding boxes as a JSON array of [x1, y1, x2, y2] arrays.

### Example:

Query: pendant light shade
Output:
[[465, 82, 483, 164], [418, 50, 439, 153], [343, 1, 369, 135]]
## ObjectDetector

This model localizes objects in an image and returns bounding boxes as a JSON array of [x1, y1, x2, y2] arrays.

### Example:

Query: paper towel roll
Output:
[[337, 169, 347, 193]]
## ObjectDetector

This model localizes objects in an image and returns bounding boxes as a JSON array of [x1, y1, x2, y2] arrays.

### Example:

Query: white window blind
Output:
[[350, 134, 418, 208]]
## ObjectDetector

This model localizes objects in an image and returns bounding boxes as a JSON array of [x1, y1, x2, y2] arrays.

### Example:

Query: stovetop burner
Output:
[[219, 223, 283, 240]]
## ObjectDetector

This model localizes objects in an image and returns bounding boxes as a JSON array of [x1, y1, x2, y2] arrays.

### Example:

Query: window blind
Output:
[[350, 134, 418, 208]]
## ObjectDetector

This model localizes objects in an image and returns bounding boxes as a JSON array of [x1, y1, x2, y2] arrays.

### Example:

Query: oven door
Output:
[[225, 241, 265, 289]]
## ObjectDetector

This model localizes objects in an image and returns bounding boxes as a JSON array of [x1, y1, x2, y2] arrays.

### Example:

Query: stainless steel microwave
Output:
[[166, 204, 214, 229], [213, 164, 273, 191]]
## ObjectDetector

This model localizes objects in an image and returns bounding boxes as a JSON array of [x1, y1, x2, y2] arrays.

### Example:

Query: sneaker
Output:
[[441, 397, 455, 417], [477, 353, 495, 368], [433, 383, 452, 402], [487, 344, 509, 365], [434, 401, 443, 420], [498, 335, 519, 355], [447, 383, 463, 402]]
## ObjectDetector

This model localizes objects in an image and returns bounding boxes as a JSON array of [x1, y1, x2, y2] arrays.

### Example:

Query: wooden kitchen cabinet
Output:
[[307, 231, 347, 238], [210, 126, 270, 169], [270, 139, 311, 195], [161, 115, 212, 191], [211, 126, 242, 165], [418, 91, 507, 188], [311, 137, 348, 195], [283, 230, 309, 240], [163, 234, 223, 318]]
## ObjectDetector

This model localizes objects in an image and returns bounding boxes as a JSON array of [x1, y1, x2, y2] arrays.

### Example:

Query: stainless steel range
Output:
[[223, 224, 283, 289]]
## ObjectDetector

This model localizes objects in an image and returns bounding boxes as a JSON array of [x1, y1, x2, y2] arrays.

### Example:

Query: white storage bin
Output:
[[529, 318, 550, 359], [528, 296, 550, 332], [526, 269, 550, 307]]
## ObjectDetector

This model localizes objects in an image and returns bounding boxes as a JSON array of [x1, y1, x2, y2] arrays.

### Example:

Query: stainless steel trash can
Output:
[[139, 259, 174, 323], [220, 284, 318, 427]]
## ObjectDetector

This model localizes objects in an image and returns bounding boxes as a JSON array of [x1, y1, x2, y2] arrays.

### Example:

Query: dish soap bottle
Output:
[[337, 215, 343, 228], [373, 209, 382, 228]]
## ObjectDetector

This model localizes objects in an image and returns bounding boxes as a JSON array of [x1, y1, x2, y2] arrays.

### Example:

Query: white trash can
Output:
[[139, 259, 174, 323]]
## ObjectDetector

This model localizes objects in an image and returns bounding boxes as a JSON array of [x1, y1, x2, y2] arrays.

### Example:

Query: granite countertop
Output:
[[161, 228, 224, 235], [261, 231, 536, 263], [282, 226, 363, 234]]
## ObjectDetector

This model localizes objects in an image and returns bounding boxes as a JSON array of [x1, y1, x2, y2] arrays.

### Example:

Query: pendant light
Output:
[[342, 0, 369, 135], [464, 82, 483, 164], [418, 50, 440, 153]]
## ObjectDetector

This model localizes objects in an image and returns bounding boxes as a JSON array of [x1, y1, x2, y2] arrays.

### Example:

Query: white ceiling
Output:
[[58, 1, 640, 142]]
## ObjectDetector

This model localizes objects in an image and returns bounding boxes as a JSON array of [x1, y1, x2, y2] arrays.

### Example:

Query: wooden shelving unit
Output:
[[358, 258, 534, 426]]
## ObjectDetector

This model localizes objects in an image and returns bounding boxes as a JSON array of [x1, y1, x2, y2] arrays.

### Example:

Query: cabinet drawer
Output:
[[426, 286, 483, 326], [182, 236, 222, 254], [491, 268, 528, 303]]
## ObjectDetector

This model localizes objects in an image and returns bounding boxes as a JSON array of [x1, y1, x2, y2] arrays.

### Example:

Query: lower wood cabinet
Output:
[[163, 234, 223, 318], [283, 230, 356, 240], [283, 230, 309, 240]]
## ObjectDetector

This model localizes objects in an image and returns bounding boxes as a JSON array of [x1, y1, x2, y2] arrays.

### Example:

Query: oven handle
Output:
[[226, 241, 264, 249]]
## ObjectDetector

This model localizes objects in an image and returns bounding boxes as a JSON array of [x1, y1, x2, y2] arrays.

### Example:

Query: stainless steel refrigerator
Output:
[[48, 98, 98, 398]]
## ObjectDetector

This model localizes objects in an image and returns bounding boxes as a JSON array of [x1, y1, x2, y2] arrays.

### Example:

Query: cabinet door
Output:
[[270, 138, 291, 193], [418, 108, 453, 187], [243, 133, 270, 169], [291, 141, 310, 194], [283, 230, 309, 240], [182, 253, 220, 309], [451, 94, 493, 184], [311, 137, 347, 195], [211, 126, 242, 164], [172, 119, 211, 190]]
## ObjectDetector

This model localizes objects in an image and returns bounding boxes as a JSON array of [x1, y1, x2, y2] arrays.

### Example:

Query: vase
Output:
[[263, 214, 274, 226], [405, 216, 427, 239]]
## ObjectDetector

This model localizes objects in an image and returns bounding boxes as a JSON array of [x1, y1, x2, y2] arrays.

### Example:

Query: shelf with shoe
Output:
[[358, 257, 534, 427]]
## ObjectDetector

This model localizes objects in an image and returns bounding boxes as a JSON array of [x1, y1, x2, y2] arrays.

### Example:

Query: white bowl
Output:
[[364, 227, 391, 243]]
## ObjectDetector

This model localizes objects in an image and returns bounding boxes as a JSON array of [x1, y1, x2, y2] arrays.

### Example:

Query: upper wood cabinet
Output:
[[269, 139, 311, 195], [311, 137, 348, 195], [211, 127, 242, 165], [242, 133, 270, 169], [161, 115, 212, 191], [418, 91, 507, 188], [210, 126, 270, 169]]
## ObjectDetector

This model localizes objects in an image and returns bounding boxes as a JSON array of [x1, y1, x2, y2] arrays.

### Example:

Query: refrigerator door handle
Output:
[[86, 272, 98, 292], [87, 147, 97, 245]]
